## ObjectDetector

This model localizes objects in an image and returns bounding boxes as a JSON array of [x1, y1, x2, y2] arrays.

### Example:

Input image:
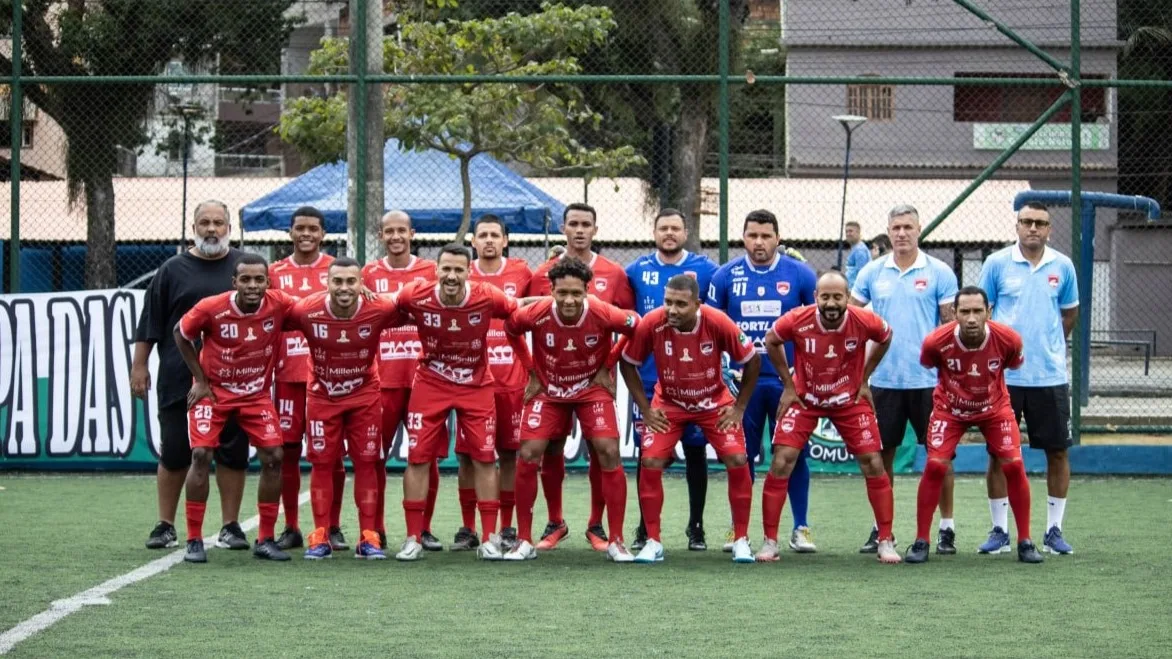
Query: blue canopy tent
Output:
[[240, 140, 565, 236]]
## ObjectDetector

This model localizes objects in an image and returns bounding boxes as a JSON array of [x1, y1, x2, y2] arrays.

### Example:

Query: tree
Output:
[[1119, 0, 1172, 211], [279, 2, 643, 241], [0, 0, 300, 288]]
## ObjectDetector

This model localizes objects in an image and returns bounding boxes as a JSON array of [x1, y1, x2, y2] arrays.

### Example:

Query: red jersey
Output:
[[920, 320, 1024, 421], [506, 296, 638, 400], [268, 253, 334, 383], [470, 258, 533, 391], [283, 292, 400, 398], [396, 280, 518, 388], [529, 252, 635, 310], [361, 255, 436, 389], [769, 306, 892, 409], [622, 306, 754, 411], [178, 289, 295, 403]]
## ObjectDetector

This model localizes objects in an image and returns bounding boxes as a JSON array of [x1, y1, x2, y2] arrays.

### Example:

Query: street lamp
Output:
[[169, 100, 204, 253], [832, 114, 867, 270]]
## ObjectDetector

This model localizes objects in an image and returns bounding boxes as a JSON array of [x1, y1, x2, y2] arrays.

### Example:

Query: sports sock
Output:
[[788, 446, 811, 529], [1047, 496, 1066, 531], [990, 497, 1010, 531], [541, 451, 565, 524], [682, 444, 708, 527], [477, 500, 500, 541], [587, 457, 605, 527], [352, 460, 379, 532], [403, 499, 426, 540], [185, 500, 206, 541], [280, 444, 302, 529], [726, 464, 752, 540], [514, 459, 541, 543], [916, 460, 948, 541], [309, 465, 334, 531], [424, 461, 440, 531], [257, 502, 279, 542], [601, 466, 627, 543], [329, 458, 345, 528], [374, 461, 388, 532], [865, 473, 895, 541], [499, 490, 515, 529], [638, 467, 665, 541], [939, 518, 955, 531], [458, 487, 478, 531], [1003, 460, 1033, 542], [761, 474, 788, 542]]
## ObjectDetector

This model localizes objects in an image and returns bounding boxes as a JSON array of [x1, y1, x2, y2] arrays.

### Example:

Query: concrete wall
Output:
[[1109, 224, 1172, 357]]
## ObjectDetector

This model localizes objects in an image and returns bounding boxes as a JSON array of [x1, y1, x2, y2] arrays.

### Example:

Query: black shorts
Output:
[[157, 400, 251, 471], [872, 387, 933, 451], [1008, 384, 1072, 451]]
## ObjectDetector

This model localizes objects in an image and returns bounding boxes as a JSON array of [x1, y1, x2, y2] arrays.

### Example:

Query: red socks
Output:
[[499, 490, 516, 530], [351, 460, 379, 532], [515, 459, 541, 543], [1001, 458, 1033, 542], [586, 444, 605, 527], [310, 465, 334, 530], [600, 467, 627, 543], [330, 458, 345, 528], [541, 451, 565, 523], [866, 473, 895, 541], [916, 459, 949, 540], [257, 502, 279, 541], [458, 487, 478, 531], [185, 500, 206, 540], [374, 460, 388, 533], [477, 500, 500, 541], [280, 444, 302, 529], [424, 461, 440, 530], [638, 467, 665, 541], [726, 464, 752, 540], [761, 474, 789, 542]]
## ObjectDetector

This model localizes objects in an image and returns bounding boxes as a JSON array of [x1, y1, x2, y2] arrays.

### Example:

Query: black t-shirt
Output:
[[134, 248, 243, 408]]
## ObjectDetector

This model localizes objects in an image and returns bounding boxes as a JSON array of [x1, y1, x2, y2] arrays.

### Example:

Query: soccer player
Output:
[[284, 257, 402, 560], [843, 220, 872, 291], [978, 202, 1079, 555], [708, 209, 818, 553], [174, 253, 293, 563], [503, 258, 640, 561], [907, 286, 1043, 564], [851, 204, 958, 554], [620, 274, 761, 564], [268, 206, 347, 552], [758, 271, 901, 564], [459, 214, 534, 552], [361, 210, 437, 550], [625, 208, 719, 551], [528, 203, 635, 551], [393, 244, 530, 561]]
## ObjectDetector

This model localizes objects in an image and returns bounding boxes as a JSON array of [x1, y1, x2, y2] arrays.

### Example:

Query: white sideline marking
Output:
[[0, 491, 311, 655]]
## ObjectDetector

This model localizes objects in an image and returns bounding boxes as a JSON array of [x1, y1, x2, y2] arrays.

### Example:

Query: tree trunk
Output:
[[671, 96, 713, 253], [456, 155, 473, 243], [84, 172, 117, 289]]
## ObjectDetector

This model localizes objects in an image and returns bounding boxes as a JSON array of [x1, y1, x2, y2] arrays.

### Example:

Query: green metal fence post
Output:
[[353, 0, 368, 262], [949, 0, 1070, 74], [8, 0, 23, 293], [1070, 0, 1083, 445], [717, 0, 730, 264]]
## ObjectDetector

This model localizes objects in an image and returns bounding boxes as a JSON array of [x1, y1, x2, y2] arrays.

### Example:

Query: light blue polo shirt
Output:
[[978, 243, 1078, 387], [852, 251, 959, 389], [844, 241, 872, 291]]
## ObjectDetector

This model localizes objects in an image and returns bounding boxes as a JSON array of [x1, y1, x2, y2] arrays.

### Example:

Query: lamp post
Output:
[[832, 114, 867, 270], [170, 101, 204, 253]]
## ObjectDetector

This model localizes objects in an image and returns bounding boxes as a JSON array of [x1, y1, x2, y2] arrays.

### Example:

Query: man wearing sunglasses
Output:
[[977, 202, 1079, 556]]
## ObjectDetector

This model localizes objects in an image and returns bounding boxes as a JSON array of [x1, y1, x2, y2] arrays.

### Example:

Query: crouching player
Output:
[[175, 253, 294, 563], [503, 258, 640, 562], [619, 274, 761, 564], [906, 286, 1043, 564], [758, 271, 901, 564]]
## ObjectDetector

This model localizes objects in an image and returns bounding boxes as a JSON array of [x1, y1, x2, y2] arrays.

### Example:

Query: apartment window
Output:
[[954, 72, 1107, 123], [847, 79, 894, 121], [0, 121, 35, 148]]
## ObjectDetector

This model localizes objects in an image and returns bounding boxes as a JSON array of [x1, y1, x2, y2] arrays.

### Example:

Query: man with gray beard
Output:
[[132, 200, 252, 550]]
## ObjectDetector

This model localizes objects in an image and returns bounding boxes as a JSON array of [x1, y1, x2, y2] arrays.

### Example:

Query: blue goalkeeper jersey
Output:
[[625, 250, 719, 384], [707, 253, 816, 377]]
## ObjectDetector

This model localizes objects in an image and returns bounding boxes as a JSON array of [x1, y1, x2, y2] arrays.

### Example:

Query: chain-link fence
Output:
[[2, 0, 1170, 435]]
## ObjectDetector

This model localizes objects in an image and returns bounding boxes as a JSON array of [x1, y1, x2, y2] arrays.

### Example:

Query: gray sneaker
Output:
[[146, 521, 179, 549], [420, 530, 444, 552], [328, 526, 349, 551], [184, 538, 207, 563], [216, 522, 250, 550], [450, 527, 480, 551], [499, 527, 520, 553]]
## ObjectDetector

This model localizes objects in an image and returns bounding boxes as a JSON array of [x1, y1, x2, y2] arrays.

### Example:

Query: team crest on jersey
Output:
[[1047, 274, 1059, 288], [757, 286, 766, 296], [777, 281, 791, 295], [469, 313, 483, 326], [504, 283, 517, 297], [845, 338, 859, 352], [780, 417, 795, 433], [262, 319, 275, 333], [318, 272, 329, 285], [196, 421, 211, 434], [357, 325, 372, 339], [527, 414, 541, 429], [914, 278, 928, 292], [988, 359, 1001, 372], [700, 341, 714, 356], [585, 335, 600, 347], [595, 279, 608, 293]]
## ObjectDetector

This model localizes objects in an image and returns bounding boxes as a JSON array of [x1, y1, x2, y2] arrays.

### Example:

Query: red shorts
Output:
[[273, 381, 307, 445], [773, 401, 882, 456], [520, 389, 619, 443], [305, 388, 383, 465], [380, 387, 412, 452], [407, 376, 495, 465], [189, 397, 282, 450], [640, 398, 745, 461], [927, 407, 1022, 460]]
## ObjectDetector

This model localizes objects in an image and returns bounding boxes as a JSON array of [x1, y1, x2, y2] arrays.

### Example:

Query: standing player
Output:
[[625, 208, 719, 550], [361, 210, 437, 550], [978, 202, 1078, 555], [528, 203, 635, 551], [284, 257, 402, 560], [175, 254, 294, 562], [851, 204, 958, 554], [843, 220, 872, 291], [504, 258, 640, 561], [708, 209, 818, 553], [458, 214, 534, 551], [619, 275, 761, 564], [758, 271, 900, 564], [393, 245, 530, 561], [268, 206, 346, 552], [907, 286, 1043, 564]]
